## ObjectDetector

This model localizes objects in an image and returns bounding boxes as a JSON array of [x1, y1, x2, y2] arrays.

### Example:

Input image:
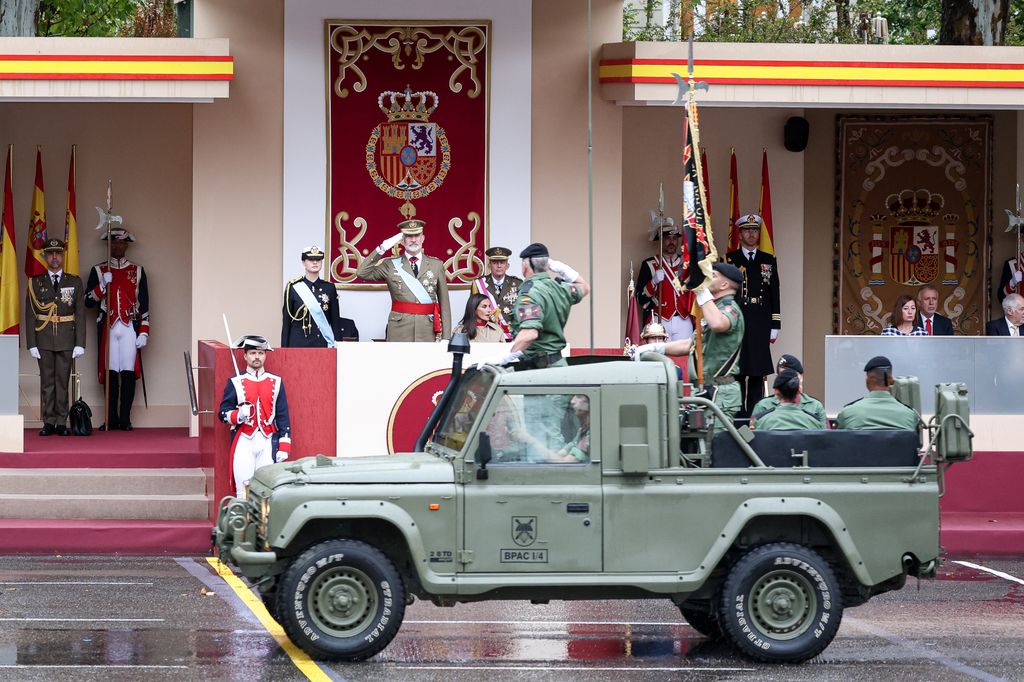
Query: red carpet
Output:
[[0, 519, 212, 555], [0, 427, 199, 468]]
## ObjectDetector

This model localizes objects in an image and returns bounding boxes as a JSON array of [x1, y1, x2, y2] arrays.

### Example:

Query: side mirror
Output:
[[476, 432, 492, 480]]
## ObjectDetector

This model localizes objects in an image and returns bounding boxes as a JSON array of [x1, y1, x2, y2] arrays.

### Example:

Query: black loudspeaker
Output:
[[784, 116, 810, 152]]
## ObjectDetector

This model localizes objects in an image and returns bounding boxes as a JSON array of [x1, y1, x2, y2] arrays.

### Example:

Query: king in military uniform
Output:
[[726, 213, 781, 416], [282, 245, 354, 347], [85, 227, 149, 431], [25, 239, 86, 436], [471, 246, 521, 340], [356, 219, 451, 341]]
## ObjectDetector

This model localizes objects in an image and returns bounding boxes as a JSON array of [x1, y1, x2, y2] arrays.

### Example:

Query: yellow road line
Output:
[[206, 557, 333, 682]]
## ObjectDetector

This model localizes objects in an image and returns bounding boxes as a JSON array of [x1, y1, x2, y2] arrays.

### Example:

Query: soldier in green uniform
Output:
[[634, 262, 746, 430], [750, 354, 827, 428], [502, 242, 589, 370], [754, 369, 826, 431], [836, 356, 920, 430]]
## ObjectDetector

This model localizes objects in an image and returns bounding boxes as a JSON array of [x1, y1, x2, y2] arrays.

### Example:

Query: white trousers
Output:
[[233, 431, 274, 497], [107, 321, 138, 372], [663, 314, 694, 342]]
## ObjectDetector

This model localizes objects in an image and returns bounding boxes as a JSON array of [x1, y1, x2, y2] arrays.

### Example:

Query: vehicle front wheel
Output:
[[276, 539, 406, 661], [717, 543, 842, 663]]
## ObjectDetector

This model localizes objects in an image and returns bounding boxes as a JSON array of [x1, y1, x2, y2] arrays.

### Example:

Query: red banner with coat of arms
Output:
[[325, 21, 490, 289]]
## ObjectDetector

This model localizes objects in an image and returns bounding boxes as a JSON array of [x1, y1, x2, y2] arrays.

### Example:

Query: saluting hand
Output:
[[378, 232, 403, 254]]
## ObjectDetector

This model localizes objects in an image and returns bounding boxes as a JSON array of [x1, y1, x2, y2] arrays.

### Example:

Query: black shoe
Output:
[[39, 424, 56, 437], [120, 422, 133, 432], [55, 425, 70, 436]]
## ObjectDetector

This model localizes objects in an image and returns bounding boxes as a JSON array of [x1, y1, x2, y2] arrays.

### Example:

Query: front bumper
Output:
[[212, 496, 278, 574]]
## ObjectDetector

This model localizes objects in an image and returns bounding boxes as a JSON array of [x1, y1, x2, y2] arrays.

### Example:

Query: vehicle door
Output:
[[462, 388, 602, 573]]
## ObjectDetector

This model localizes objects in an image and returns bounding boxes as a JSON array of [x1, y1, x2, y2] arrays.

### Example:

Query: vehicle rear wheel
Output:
[[679, 603, 723, 640], [717, 543, 842, 663], [276, 539, 406, 661]]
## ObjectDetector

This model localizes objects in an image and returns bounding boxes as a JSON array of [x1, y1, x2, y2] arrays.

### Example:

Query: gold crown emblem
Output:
[[942, 212, 959, 226], [886, 189, 944, 222], [378, 85, 439, 123]]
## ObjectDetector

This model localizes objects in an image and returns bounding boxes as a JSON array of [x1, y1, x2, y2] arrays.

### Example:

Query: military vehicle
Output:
[[213, 336, 973, 663]]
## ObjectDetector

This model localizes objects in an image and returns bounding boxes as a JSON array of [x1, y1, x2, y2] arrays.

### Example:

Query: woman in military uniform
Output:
[[282, 245, 347, 347]]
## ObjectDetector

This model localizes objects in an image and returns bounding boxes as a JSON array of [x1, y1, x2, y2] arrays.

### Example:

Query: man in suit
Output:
[[25, 239, 86, 436], [726, 213, 781, 417], [356, 219, 451, 341], [986, 293, 1024, 337], [916, 284, 953, 336], [471, 246, 521, 339]]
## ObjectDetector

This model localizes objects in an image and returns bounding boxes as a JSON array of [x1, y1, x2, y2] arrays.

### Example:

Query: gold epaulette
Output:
[[288, 275, 303, 284]]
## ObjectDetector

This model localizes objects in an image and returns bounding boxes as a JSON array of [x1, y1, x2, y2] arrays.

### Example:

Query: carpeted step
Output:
[[0, 493, 209, 520], [0, 427, 200, 468], [0, 468, 206, 496], [0, 519, 213, 555]]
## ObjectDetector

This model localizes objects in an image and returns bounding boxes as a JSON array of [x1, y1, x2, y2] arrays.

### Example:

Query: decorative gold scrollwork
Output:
[[444, 212, 484, 283], [331, 211, 368, 283]]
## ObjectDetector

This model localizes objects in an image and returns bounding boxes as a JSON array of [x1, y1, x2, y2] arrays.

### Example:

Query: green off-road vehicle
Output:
[[213, 336, 973, 663]]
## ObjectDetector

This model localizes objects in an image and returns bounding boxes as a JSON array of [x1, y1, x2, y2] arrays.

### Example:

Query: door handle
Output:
[[566, 502, 589, 513]]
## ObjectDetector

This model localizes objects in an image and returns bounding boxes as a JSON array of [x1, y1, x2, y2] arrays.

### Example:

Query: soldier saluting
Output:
[[25, 238, 86, 436], [281, 245, 347, 347]]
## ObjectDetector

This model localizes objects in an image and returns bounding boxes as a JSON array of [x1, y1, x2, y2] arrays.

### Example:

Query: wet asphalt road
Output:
[[0, 555, 1021, 681]]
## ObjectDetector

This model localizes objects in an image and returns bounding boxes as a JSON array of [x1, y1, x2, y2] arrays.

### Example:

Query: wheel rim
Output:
[[749, 569, 816, 640], [308, 566, 378, 638]]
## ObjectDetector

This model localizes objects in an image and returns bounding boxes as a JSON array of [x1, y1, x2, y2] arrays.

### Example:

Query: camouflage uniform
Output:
[[688, 295, 744, 430], [754, 403, 826, 431], [752, 393, 827, 428], [836, 391, 919, 430], [511, 273, 584, 369]]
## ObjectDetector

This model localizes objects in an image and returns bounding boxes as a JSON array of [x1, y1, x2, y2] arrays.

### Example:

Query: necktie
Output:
[[51, 275, 59, 291], [1013, 325, 1019, 337], [410, 257, 419, 277], [747, 250, 755, 262], [925, 318, 932, 335]]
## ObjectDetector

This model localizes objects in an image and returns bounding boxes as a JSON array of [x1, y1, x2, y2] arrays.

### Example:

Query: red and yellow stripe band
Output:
[[0, 54, 234, 81]]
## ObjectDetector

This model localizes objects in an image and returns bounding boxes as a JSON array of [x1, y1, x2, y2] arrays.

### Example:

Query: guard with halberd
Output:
[[356, 217, 451, 341], [218, 335, 291, 498], [725, 212, 781, 417], [85, 227, 149, 431], [26, 238, 86, 436], [471, 246, 521, 340], [636, 212, 695, 342], [282, 245, 352, 347]]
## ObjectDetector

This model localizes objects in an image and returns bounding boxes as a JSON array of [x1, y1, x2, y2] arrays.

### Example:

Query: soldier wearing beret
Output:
[[356, 219, 451, 341], [750, 354, 827, 428], [471, 246, 521, 339], [836, 356, 920, 431], [25, 239, 86, 436], [726, 213, 781, 417], [752, 369, 826, 431], [282, 245, 358, 347]]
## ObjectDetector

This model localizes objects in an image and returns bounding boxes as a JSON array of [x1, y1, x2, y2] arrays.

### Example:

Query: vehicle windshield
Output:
[[430, 367, 495, 453]]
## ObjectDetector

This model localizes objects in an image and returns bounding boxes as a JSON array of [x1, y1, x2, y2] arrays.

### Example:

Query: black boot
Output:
[[99, 370, 120, 431], [118, 370, 136, 431]]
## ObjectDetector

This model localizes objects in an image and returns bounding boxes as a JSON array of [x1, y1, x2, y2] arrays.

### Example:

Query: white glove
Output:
[[100, 271, 113, 291], [548, 259, 580, 283], [72, 346, 85, 359], [651, 270, 666, 285], [695, 287, 714, 306], [29, 347, 40, 360], [770, 329, 779, 344], [276, 450, 290, 463], [377, 232, 403, 254], [136, 333, 148, 349], [1013, 270, 1023, 286], [237, 404, 252, 422], [632, 342, 666, 360], [496, 350, 523, 366]]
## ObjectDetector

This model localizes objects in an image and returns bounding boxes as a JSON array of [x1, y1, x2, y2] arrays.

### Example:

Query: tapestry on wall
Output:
[[325, 20, 490, 288], [835, 116, 991, 335]]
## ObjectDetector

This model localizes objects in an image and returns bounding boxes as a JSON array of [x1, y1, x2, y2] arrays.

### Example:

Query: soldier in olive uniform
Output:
[[836, 356, 920, 431], [634, 262, 746, 430], [471, 246, 521, 339], [356, 219, 450, 341], [25, 239, 86, 436], [750, 354, 827, 428], [282, 245, 356, 347], [502, 242, 589, 370], [753, 369, 826, 431]]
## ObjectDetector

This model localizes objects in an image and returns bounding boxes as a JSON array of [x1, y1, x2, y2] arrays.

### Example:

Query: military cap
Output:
[[863, 355, 892, 372], [519, 242, 549, 259], [42, 238, 66, 253], [736, 213, 763, 230], [301, 245, 325, 261], [777, 354, 804, 374], [398, 219, 425, 236], [648, 214, 680, 241], [772, 368, 801, 389], [641, 321, 668, 340], [485, 246, 512, 261], [712, 262, 744, 287], [233, 335, 274, 351], [100, 227, 136, 243]]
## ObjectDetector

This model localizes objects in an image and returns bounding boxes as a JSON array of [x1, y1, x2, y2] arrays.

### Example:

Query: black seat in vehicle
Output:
[[710, 429, 920, 468]]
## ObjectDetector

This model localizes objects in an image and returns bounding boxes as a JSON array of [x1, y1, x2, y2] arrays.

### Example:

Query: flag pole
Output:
[[103, 180, 112, 429]]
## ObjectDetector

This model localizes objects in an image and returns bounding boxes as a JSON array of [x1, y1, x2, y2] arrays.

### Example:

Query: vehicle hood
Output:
[[252, 453, 456, 488]]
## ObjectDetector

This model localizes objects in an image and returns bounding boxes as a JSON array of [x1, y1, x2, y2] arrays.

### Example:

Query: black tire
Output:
[[261, 589, 280, 623], [679, 603, 723, 640], [276, 539, 406, 661], [717, 543, 842, 663]]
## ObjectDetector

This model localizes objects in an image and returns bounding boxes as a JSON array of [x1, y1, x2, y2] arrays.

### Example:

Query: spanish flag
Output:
[[64, 145, 79, 276], [23, 148, 47, 278], [758, 148, 775, 256], [0, 146, 18, 335]]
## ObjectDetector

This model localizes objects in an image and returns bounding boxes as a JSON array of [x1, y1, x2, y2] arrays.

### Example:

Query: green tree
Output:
[[35, 0, 176, 37]]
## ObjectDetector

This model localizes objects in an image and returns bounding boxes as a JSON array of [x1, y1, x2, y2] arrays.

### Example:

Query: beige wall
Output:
[[4, 103, 192, 426], [532, 0, 624, 348]]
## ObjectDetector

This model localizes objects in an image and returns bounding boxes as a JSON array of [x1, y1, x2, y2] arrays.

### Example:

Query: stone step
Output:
[[0, 468, 206, 496], [0, 493, 209, 520]]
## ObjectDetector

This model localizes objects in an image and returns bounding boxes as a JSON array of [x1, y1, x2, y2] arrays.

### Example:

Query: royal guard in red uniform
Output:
[[85, 227, 149, 431], [635, 214, 695, 342], [218, 335, 292, 498]]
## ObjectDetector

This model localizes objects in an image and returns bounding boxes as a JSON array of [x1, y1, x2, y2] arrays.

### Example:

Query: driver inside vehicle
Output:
[[489, 393, 591, 463]]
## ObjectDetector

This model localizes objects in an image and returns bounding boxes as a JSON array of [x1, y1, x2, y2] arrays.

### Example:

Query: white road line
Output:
[[0, 618, 164, 622], [0, 581, 154, 586], [0, 665, 188, 670], [953, 560, 1024, 586], [405, 620, 684, 626], [395, 665, 755, 672]]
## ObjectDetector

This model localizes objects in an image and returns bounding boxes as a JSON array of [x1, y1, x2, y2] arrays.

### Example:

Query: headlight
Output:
[[258, 495, 270, 549]]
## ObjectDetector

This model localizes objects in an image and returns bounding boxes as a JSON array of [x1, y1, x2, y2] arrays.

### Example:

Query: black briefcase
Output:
[[69, 399, 93, 436]]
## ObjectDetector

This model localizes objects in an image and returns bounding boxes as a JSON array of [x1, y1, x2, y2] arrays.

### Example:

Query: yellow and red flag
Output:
[[64, 145, 79, 276], [758, 148, 775, 256], [727, 148, 740, 252], [24, 148, 47, 277], [0, 145, 19, 335], [681, 102, 717, 291], [700, 148, 711, 218]]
